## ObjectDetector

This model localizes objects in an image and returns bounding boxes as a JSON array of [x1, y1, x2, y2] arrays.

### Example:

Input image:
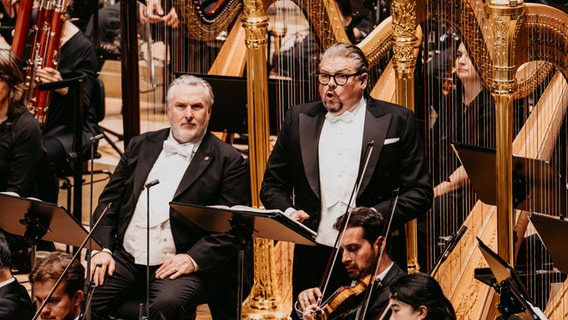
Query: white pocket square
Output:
[[384, 137, 400, 145]]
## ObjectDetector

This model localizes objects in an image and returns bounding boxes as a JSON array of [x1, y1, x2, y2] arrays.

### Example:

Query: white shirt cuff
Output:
[[91, 248, 113, 257], [187, 255, 199, 271], [284, 207, 297, 217]]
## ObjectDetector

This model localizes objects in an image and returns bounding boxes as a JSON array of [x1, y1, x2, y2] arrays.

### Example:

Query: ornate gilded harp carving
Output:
[[407, 0, 568, 318]]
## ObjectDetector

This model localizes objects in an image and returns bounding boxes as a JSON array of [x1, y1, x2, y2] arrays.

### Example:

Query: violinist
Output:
[[297, 207, 406, 320]]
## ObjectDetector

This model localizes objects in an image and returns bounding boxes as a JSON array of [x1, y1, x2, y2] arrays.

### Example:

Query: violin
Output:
[[311, 274, 373, 320]]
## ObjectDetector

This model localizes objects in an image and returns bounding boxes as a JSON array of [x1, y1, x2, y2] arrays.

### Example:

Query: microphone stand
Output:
[[140, 179, 160, 320], [84, 134, 104, 320], [33, 203, 111, 320]]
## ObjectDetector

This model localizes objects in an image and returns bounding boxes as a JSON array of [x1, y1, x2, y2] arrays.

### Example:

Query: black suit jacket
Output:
[[364, 262, 406, 319], [92, 129, 250, 271], [0, 278, 34, 320], [261, 97, 433, 233]]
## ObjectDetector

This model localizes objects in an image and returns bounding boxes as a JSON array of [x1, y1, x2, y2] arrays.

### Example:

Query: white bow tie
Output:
[[163, 140, 194, 159], [326, 111, 354, 123]]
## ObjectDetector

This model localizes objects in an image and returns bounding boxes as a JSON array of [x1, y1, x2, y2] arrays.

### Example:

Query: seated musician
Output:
[[297, 207, 406, 320], [0, 49, 53, 272], [29, 252, 85, 320], [89, 74, 251, 320], [34, 11, 100, 182], [85, 0, 179, 63], [388, 272, 456, 320], [0, 233, 34, 320]]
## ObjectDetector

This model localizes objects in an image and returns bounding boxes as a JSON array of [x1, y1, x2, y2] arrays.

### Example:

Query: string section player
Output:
[[297, 207, 405, 320]]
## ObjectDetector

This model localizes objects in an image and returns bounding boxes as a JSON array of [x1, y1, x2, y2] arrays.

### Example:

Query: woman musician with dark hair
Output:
[[0, 49, 45, 198], [0, 49, 48, 273], [388, 272, 456, 320]]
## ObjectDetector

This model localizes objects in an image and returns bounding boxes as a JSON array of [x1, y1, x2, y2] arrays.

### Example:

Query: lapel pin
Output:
[[204, 156, 210, 161]]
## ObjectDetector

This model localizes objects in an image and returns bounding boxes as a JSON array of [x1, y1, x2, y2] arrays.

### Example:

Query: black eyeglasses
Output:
[[316, 71, 363, 86]]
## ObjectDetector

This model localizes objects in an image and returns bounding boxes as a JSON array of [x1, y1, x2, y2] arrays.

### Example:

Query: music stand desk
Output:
[[476, 237, 546, 319], [0, 193, 101, 250], [170, 203, 317, 245], [170, 202, 317, 319], [529, 213, 568, 274], [452, 143, 566, 215]]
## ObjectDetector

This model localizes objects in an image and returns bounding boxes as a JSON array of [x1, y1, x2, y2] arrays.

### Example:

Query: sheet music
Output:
[[207, 204, 317, 238]]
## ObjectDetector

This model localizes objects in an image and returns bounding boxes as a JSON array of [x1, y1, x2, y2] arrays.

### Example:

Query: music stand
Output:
[[529, 213, 568, 274], [169, 202, 318, 318], [475, 237, 546, 320], [451, 143, 566, 215], [0, 193, 102, 250]]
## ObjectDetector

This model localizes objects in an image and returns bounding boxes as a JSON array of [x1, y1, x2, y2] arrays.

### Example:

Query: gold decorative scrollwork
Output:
[[175, 0, 242, 41]]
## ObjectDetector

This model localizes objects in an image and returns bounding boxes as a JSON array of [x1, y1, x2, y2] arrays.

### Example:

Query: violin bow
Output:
[[357, 187, 400, 320], [318, 140, 375, 304]]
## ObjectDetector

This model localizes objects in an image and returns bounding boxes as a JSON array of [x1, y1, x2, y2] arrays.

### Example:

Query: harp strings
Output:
[[270, 0, 322, 131], [424, 0, 479, 271], [516, 12, 568, 307], [137, 0, 230, 133], [423, 0, 568, 310]]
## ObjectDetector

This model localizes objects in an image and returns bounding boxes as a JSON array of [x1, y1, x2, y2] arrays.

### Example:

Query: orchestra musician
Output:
[[0, 48, 52, 273], [426, 39, 497, 262], [260, 43, 433, 304], [388, 272, 456, 320], [0, 233, 34, 320], [29, 252, 85, 320], [89, 75, 251, 320], [432, 40, 495, 203], [85, 0, 180, 60], [297, 207, 405, 320], [36, 14, 100, 180], [0, 49, 44, 200]]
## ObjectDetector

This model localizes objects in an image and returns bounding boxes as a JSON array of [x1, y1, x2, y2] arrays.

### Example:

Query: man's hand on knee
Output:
[[155, 254, 196, 280], [90, 251, 115, 286]]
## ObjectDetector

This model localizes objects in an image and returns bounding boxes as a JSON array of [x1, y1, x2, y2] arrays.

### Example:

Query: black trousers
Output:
[[90, 248, 213, 320]]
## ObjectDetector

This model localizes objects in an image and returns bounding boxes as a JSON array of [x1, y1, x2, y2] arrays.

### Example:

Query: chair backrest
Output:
[[93, 78, 106, 123]]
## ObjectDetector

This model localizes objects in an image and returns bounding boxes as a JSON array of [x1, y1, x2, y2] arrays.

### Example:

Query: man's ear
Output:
[[73, 290, 84, 306], [374, 236, 384, 253], [359, 72, 369, 90], [417, 305, 428, 319]]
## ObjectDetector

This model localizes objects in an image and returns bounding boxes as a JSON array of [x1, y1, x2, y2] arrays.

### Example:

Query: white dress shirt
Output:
[[123, 132, 200, 266], [316, 98, 366, 246]]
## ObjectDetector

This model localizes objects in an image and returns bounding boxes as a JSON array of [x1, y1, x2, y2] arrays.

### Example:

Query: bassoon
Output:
[[12, 0, 66, 127]]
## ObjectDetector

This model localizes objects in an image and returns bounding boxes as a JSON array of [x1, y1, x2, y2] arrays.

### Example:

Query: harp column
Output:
[[485, 0, 525, 265], [241, 0, 294, 318], [392, 0, 420, 273]]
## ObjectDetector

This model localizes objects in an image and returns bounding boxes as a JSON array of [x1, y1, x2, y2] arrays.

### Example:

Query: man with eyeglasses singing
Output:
[[260, 43, 432, 314]]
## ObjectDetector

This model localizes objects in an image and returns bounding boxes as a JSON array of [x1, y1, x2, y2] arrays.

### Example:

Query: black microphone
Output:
[[442, 224, 468, 260], [90, 134, 104, 143], [145, 179, 160, 189], [431, 224, 468, 277]]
